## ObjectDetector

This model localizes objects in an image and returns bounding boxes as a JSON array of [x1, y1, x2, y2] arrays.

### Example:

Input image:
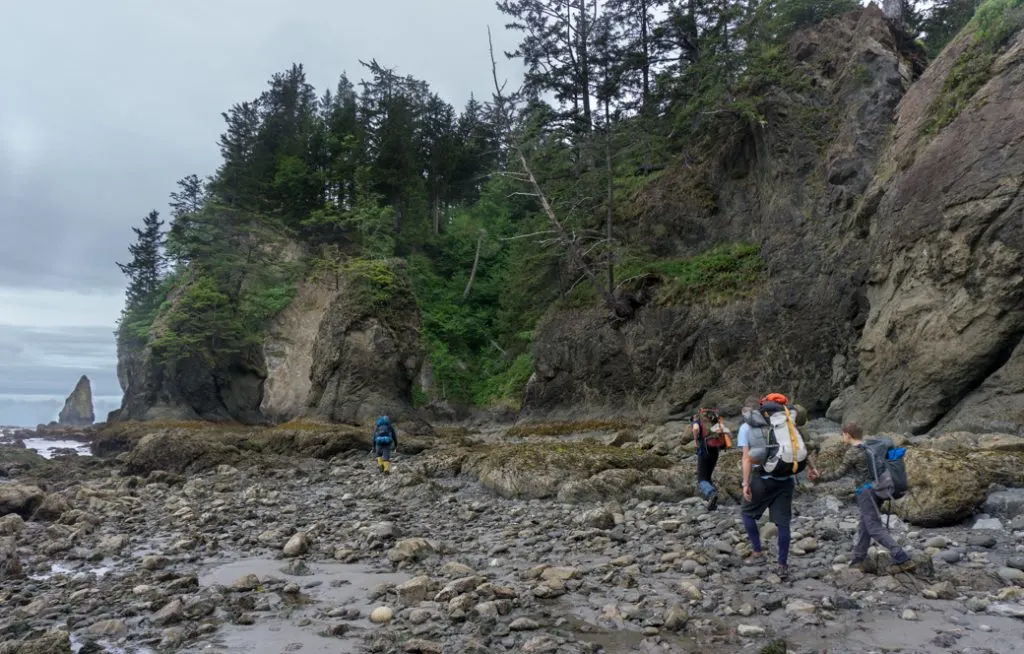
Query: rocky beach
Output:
[[1, 420, 1022, 654]]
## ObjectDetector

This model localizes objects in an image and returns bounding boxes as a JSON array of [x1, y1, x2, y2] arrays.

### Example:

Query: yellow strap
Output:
[[783, 405, 800, 473]]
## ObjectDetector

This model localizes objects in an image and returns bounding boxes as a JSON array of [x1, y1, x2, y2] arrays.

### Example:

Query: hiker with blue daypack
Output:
[[372, 416, 398, 475], [812, 421, 915, 573]]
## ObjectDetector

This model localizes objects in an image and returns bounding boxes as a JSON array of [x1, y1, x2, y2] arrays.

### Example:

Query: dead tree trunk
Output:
[[488, 27, 631, 320], [462, 229, 486, 301]]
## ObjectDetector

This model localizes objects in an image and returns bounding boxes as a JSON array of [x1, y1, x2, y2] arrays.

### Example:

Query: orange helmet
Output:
[[760, 393, 789, 406]]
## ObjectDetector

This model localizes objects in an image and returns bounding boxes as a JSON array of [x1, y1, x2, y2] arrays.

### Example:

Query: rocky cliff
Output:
[[525, 6, 924, 419], [523, 5, 1024, 434], [114, 259, 421, 426], [57, 375, 94, 426], [836, 14, 1024, 434], [262, 260, 423, 424]]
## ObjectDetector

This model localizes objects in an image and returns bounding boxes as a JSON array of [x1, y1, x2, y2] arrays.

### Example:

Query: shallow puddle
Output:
[[193, 557, 410, 654]]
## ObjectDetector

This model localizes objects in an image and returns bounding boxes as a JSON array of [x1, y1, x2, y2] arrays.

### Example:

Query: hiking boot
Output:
[[743, 551, 766, 566], [707, 493, 719, 511], [772, 563, 790, 580], [849, 558, 866, 572], [890, 559, 916, 574]]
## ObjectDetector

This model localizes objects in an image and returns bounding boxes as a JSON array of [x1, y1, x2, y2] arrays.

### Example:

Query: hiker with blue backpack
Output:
[[372, 416, 398, 475], [812, 421, 915, 573]]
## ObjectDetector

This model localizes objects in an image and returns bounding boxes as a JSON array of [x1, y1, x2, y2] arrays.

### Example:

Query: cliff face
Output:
[[115, 260, 422, 426], [837, 20, 1024, 434], [526, 6, 922, 418], [58, 375, 94, 426], [525, 4, 1024, 435], [115, 328, 266, 424]]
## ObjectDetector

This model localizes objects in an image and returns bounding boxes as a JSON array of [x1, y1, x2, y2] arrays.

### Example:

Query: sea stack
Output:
[[58, 375, 95, 426]]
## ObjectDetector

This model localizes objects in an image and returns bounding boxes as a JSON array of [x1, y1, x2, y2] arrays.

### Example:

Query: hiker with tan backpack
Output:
[[738, 393, 816, 579]]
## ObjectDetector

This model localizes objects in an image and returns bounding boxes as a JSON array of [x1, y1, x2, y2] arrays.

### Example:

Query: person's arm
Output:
[[815, 447, 860, 483], [391, 425, 398, 450], [738, 423, 753, 500]]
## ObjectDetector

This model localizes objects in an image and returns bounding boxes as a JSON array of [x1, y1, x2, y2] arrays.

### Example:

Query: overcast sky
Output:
[[0, 0, 520, 427]]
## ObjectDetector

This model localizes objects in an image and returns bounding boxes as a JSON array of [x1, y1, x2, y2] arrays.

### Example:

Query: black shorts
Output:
[[741, 476, 794, 528]]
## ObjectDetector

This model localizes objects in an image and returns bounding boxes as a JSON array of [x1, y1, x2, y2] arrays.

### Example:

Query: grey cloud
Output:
[[0, 0, 521, 293], [0, 326, 120, 400]]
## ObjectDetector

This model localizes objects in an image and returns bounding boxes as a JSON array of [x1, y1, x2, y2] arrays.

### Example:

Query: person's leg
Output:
[[852, 494, 873, 564], [697, 447, 720, 508], [742, 477, 768, 558], [767, 479, 794, 572], [856, 492, 909, 564], [375, 445, 384, 472], [696, 449, 714, 498], [381, 445, 392, 473]]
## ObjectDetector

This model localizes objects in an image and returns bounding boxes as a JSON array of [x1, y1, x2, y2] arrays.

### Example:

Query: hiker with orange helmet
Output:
[[737, 393, 818, 579], [692, 408, 731, 510]]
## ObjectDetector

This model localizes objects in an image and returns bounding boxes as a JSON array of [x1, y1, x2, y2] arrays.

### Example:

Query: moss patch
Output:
[[925, 0, 1024, 134], [507, 420, 637, 438], [620, 242, 766, 306], [468, 442, 670, 476]]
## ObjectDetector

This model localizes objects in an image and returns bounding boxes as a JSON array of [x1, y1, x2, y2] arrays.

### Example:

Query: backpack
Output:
[[744, 400, 808, 476], [862, 438, 908, 500], [693, 409, 731, 450], [374, 422, 394, 447]]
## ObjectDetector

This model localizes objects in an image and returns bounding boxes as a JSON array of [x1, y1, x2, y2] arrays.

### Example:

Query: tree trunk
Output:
[[432, 195, 441, 235], [641, 0, 650, 110], [578, 0, 593, 131], [462, 229, 486, 300], [605, 110, 614, 293]]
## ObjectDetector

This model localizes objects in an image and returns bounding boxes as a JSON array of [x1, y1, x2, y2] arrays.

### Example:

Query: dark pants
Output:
[[741, 476, 794, 528], [854, 492, 908, 563], [375, 445, 392, 461], [696, 446, 720, 498]]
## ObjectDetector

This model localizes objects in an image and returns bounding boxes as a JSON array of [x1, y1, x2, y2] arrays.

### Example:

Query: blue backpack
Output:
[[374, 418, 394, 446]]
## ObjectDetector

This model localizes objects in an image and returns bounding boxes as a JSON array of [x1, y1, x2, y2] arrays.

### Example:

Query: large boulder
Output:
[[840, 19, 1024, 434], [814, 439, 1024, 527], [121, 429, 245, 476], [304, 260, 424, 425], [58, 375, 94, 426], [0, 484, 44, 520]]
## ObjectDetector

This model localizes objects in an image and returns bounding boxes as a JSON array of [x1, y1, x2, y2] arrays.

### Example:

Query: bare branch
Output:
[[500, 229, 558, 242]]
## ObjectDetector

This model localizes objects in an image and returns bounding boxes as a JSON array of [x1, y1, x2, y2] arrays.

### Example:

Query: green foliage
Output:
[[343, 257, 407, 309], [620, 243, 766, 305], [921, 0, 986, 57], [926, 0, 1024, 133], [151, 275, 249, 365]]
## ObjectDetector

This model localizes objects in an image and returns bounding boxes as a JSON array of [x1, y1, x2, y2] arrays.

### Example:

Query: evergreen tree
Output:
[[497, 0, 605, 132], [117, 210, 166, 310], [167, 174, 208, 268]]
